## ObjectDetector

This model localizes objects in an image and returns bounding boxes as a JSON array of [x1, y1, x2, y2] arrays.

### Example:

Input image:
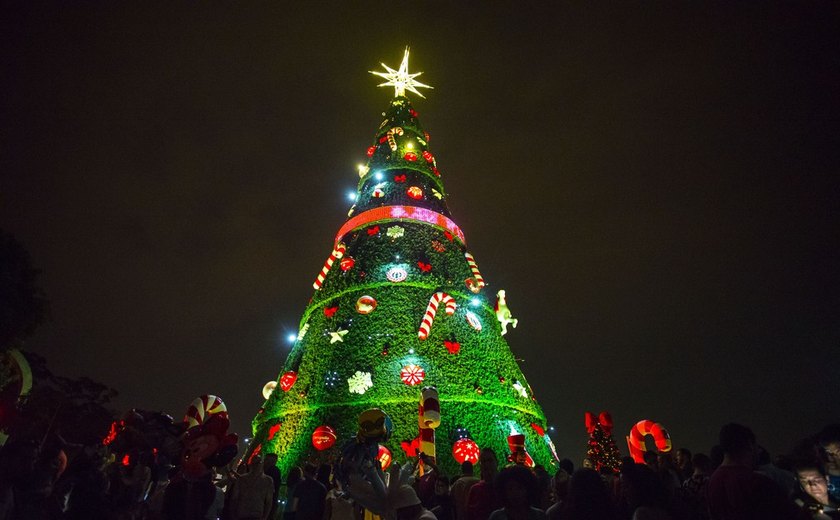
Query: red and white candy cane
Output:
[[625, 419, 672, 463], [464, 252, 485, 293], [418, 386, 440, 464], [386, 127, 404, 151], [418, 292, 456, 340], [312, 243, 346, 290], [184, 394, 228, 429]]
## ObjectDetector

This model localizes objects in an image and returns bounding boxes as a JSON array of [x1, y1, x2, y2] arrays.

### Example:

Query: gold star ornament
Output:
[[370, 47, 433, 99]]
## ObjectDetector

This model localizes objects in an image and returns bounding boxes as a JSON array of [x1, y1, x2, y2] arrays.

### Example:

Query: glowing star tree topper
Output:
[[370, 47, 433, 99]]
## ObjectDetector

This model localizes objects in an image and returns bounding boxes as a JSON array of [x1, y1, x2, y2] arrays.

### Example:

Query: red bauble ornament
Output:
[[407, 186, 423, 200], [279, 371, 297, 392], [366, 146, 376, 157], [410, 108, 418, 117], [400, 364, 425, 386], [432, 167, 441, 177], [340, 257, 355, 271], [376, 445, 393, 470], [312, 425, 337, 451], [379, 135, 388, 143], [422, 151, 434, 163], [324, 306, 338, 317], [452, 438, 480, 464], [424, 131, 431, 142], [404, 152, 418, 162]]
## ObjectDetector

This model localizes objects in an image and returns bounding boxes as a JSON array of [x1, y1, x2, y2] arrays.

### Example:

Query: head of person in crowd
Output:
[[287, 466, 303, 488], [581, 457, 594, 469], [495, 464, 540, 510], [559, 458, 574, 476], [460, 461, 474, 477], [249, 454, 265, 474], [264, 452, 278, 469], [793, 460, 833, 507], [819, 424, 840, 473], [435, 475, 450, 496], [563, 468, 614, 520], [620, 463, 670, 512], [675, 448, 692, 471], [642, 450, 658, 469], [478, 447, 498, 482], [691, 453, 712, 476], [317, 463, 332, 487], [393, 484, 427, 520], [303, 463, 317, 479], [709, 444, 724, 470], [552, 469, 570, 504], [718, 422, 757, 467]]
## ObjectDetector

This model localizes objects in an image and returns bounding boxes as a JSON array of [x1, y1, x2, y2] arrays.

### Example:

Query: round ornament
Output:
[[262, 381, 277, 400], [279, 371, 298, 392], [422, 150, 435, 163], [404, 151, 418, 161], [356, 295, 377, 314], [372, 188, 385, 198], [452, 438, 480, 464], [407, 186, 423, 200], [366, 146, 376, 157], [340, 257, 355, 271], [312, 425, 337, 451], [400, 364, 425, 386], [386, 266, 408, 283], [376, 445, 393, 470]]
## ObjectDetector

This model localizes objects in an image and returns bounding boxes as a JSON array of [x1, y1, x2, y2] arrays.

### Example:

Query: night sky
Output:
[[2, 3, 838, 459]]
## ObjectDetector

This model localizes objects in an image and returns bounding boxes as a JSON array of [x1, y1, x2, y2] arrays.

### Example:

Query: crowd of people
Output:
[[0, 421, 837, 520]]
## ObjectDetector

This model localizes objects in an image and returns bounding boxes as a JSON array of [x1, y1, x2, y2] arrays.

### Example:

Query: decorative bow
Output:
[[584, 411, 614, 435]]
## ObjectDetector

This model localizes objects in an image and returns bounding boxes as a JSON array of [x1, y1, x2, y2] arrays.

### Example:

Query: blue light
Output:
[[287, 333, 297, 343], [374, 171, 384, 181], [409, 348, 415, 354], [470, 298, 481, 306], [347, 192, 357, 202]]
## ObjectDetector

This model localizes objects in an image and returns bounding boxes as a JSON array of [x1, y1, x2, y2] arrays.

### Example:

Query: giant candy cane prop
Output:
[[418, 292, 456, 340], [312, 243, 346, 290], [418, 386, 440, 466], [464, 252, 486, 293], [626, 419, 672, 463]]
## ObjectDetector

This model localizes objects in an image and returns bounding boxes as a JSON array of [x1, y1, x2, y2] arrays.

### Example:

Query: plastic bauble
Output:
[[312, 425, 337, 451], [356, 295, 377, 314], [452, 438, 480, 464], [376, 444, 392, 470]]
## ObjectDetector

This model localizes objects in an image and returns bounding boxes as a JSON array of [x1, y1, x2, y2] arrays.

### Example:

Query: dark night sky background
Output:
[[2, 3, 839, 459]]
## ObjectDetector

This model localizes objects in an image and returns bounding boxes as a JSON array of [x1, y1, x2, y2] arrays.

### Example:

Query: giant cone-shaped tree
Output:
[[250, 59, 557, 475]]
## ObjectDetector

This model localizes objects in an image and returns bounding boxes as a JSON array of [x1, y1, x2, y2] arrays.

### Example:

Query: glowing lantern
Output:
[[279, 371, 298, 392], [376, 444, 393, 470], [312, 425, 337, 451], [452, 438, 480, 464], [407, 186, 423, 199], [400, 364, 425, 386]]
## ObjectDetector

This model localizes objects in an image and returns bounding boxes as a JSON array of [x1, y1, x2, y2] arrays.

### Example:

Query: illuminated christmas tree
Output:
[[248, 49, 558, 475], [584, 411, 622, 473]]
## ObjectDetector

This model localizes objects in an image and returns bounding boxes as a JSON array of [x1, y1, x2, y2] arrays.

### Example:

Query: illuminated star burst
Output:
[[370, 47, 433, 99]]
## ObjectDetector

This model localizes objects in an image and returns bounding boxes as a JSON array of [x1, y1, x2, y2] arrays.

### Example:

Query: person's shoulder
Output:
[[529, 507, 547, 520], [487, 509, 506, 520]]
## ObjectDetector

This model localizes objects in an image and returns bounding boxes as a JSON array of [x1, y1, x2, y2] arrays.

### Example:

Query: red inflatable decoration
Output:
[[312, 425, 337, 451], [376, 444, 392, 470], [452, 438, 480, 464], [626, 419, 672, 463]]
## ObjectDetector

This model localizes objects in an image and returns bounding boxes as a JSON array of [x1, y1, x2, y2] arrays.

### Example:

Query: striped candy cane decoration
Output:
[[418, 386, 440, 464], [418, 292, 456, 340], [313, 243, 346, 290], [184, 394, 228, 429], [464, 252, 486, 293], [386, 127, 404, 151]]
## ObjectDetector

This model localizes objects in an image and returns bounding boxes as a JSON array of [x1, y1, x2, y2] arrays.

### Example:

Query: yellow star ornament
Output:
[[370, 47, 433, 98]]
